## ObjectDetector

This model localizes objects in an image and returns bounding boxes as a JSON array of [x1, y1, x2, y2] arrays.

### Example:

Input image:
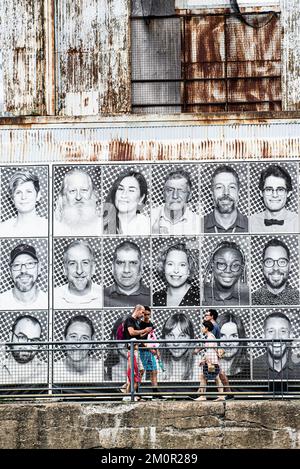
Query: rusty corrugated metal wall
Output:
[[282, 0, 300, 110], [0, 0, 47, 116], [55, 0, 130, 116], [1, 116, 300, 163]]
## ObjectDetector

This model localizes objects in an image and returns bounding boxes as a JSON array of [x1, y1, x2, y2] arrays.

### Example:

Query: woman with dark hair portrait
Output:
[[0, 170, 48, 237], [158, 312, 198, 381], [153, 242, 200, 307], [217, 312, 250, 379], [202, 241, 249, 306], [103, 170, 150, 235], [104, 316, 128, 381]]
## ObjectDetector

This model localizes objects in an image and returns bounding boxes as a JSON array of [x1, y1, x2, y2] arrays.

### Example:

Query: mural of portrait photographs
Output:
[[0, 160, 300, 390]]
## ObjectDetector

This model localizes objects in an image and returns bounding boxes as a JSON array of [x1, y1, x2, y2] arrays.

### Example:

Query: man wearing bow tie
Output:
[[250, 165, 299, 233], [252, 238, 299, 305]]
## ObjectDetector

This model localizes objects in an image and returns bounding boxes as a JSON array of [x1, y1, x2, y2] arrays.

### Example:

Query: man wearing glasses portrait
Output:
[[252, 238, 299, 305], [152, 168, 200, 235], [204, 165, 248, 234], [250, 164, 298, 233], [0, 243, 48, 310], [202, 240, 249, 306], [0, 314, 47, 385]]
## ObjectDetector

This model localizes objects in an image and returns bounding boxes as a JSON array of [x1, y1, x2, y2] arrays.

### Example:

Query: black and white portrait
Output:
[[201, 163, 249, 234], [53, 238, 102, 310], [53, 165, 102, 237], [216, 309, 250, 380], [53, 311, 103, 384], [151, 164, 200, 235], [250, 163, 299, 233], [103, 238, 151, 308], [201, 235, 250, 306], [0, 311, 48, 385], [153, 309, 200, 382], [102, 164, 150, 235], [0, 239, 48, 310], [251, 308, 300, 380], [251, 236, 300, 305], [152, 237, 200, 307], [0, 166, 49, 238]]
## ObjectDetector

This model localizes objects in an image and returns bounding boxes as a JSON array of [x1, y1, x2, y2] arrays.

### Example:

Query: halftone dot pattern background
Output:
[[102, 164, 151, 217], [199, 163, 249, 217], [151, 163, 200, 213], [0, 166, 49, 222], [0, 238, 48, 293], [52, 164, 102, 213], [53, 310, 102, 361], [151, 236, 199, 293], [0, 310, 49, 361], [250, 235, 299, 293], [52, 237, 102, 288], [102, 237, 151, 289], [249, 162, 299, 215], [250, 308, 300, 359], [200, 234, 250, 284]]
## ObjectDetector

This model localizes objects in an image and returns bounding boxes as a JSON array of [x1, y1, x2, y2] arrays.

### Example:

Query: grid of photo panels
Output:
[[0, 161, 300, 388]]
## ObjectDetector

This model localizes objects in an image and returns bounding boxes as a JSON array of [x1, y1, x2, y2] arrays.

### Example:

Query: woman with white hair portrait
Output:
[[153, 242, 200, 307], [202, 241, 249, 306], [103, 170, 150, 235], [0, 170, 48, 237]]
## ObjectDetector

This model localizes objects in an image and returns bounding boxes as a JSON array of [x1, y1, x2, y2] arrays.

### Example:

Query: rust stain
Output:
[[182, 12, 282, 112]]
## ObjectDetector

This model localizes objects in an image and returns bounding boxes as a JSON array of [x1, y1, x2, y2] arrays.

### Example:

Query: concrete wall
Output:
[[0, 401, 300, 449]]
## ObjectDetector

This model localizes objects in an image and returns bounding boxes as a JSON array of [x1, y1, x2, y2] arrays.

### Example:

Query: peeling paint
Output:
[[55, 0, 131, 116]]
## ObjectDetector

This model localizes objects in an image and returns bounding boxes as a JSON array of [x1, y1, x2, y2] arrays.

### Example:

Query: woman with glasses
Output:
[[103, 170, 150, 235], [0, 170, 48, 237], [153, 242, 200, 307], [202, 241, 249, 306]]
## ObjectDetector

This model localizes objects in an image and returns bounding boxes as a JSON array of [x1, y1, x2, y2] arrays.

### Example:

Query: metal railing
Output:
[[0, 339, 299, 401]]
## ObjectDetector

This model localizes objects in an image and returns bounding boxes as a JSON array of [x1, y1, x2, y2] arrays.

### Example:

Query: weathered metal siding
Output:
[[1, 118, 300, 163], [282, 0, 300, 110], [55, 0, 130, 116], [183, 12, 281, 112], [0, 0, 47, 116]]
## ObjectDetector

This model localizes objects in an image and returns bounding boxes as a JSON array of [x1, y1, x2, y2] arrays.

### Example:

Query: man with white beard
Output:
[[0, 243, 48, 310], [54, 169, 102, 236], [204, 165, 248, 233]]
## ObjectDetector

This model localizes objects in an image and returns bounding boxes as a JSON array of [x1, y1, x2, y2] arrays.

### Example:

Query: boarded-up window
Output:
[[131, 10, 281, 113]]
